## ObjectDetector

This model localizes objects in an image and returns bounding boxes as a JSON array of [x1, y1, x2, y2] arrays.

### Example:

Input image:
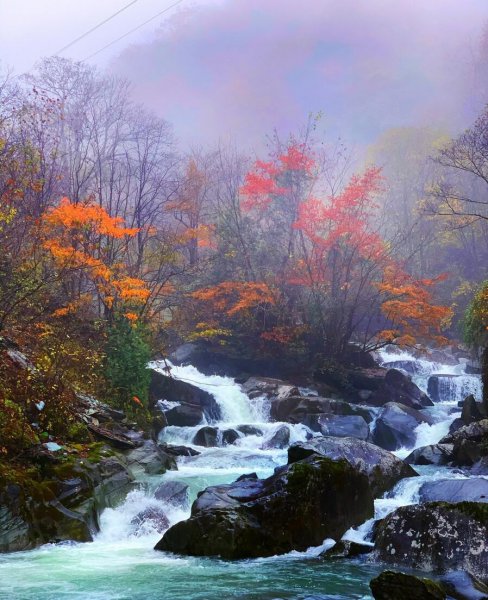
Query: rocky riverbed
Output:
[[0, 347, 486, 600]]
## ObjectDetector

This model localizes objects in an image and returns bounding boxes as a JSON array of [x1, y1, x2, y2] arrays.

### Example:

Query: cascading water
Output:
[[343, 348, 483, 545], [0, 350, 483, 600]]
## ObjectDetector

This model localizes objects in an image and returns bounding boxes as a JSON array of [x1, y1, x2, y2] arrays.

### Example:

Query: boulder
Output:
[[369, 369, 434, 410], [130, 506, 169, 535], [165, 404, 205, 427], [370, 571, 446, 600], [263, 425, 290, 449], [193, 426, 219, 447], [440, 419, 488, 467], [288, 436, 417, 497], [222, 429, 240, 445], [126, 441, 177, 475], [270, 394, 372, 425], [150, 368, 221, 421], [374, 502, 488, 583], [316, 415, 369, 440], [381, 360, 420, 376], [405, 444, 454, 466], [157, 443, 200, 457], [155, 455, 374, 559], [372, 402, 434, 451], [237, 425, 263, 437], [320, 539, 373, 559], [419, 478, 488, 503], [461, 394, 484, 425], [154, 481, 190, 506], [0, 453, 134, 552]]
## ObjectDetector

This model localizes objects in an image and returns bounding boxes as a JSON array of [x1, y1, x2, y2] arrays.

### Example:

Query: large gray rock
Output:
[[372, 402, 434, 451], [164, 404, 204, 427], [193, 426, 219, 447], [154, 481, 190, 507], [288, 436, 417, 497], [440, 419, 488, 467], [370, 571, 446, 600], [270, 395, 372, 425], [262, 425, 290, 449], [419, 478, 488, 503], [126, 440, 177, 475], [130, 506, 169, 535], [155, 455, 374, 559], [0, 453, 135, 553], [405, 444, 454, 466], [374, 502, 488, 583], [150, 368, 221, 422], [317, 415, 369, 440], [369, 369, 434, 410]]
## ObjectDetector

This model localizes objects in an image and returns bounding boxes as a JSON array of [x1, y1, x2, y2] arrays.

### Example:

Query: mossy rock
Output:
[[370, 571, 446, 600]]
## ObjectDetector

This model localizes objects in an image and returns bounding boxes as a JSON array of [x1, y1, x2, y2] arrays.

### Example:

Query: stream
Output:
[[0, 351, 482, 600]]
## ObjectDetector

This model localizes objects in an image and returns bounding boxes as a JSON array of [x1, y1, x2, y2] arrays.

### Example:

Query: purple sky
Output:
[[109, 0, 488, 149]]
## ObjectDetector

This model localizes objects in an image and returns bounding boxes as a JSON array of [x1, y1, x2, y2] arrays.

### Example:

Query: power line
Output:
[[84, 0, 184, 61], [55, 0, 140, 55]]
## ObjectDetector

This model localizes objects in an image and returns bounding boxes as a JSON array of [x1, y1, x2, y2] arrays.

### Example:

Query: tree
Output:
[[41, 197, 149, 321], [463, 280, 488, 411]]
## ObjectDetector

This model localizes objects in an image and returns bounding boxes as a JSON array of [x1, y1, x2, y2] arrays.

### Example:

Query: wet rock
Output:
[[263, 425, 290, 449], [461, 394, 484, 425], [222, 429, 240, 445], [130, 506, 169, 535], [288, 436, 417, 498], [155, 455, 374, 559], [370, 571, 446, 600], [270, 395, 372, 425], [419, 478, 488, 503], [374, 502, 488, 583], [320, 539, 373, 559], [154, 481, 190, 506], [237, 425, 263, 436], [157, 443, 200, 457], [369, 369, 434, 410], [441, 419, 488, 467], [126, 441, 177, 475], [165, 404, 204, 427], [0, 453, 135, 552], [150, 368, 221, 421], [193, 426, 219, 447], [316, 415, 369, 440], [381, 360, 420, 376], [372, 402, 434, 451], [405, 444, 454, 466]]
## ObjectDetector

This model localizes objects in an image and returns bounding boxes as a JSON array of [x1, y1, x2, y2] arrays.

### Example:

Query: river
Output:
[[0, 351, 482, 600]]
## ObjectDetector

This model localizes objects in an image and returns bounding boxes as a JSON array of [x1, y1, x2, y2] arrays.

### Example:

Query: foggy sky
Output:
[[110, 0, 488, 149]]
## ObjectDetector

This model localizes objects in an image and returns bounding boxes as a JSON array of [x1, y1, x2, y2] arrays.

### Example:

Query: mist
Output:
[[110, 0, 487, 149]]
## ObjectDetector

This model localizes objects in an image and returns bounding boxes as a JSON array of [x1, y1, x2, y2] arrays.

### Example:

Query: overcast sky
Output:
[[0, 0, 215, 73], [1, 1, 487, 150]]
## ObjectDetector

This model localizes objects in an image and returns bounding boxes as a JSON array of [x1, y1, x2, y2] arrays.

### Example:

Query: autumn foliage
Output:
[[187, 142, 452, 357]]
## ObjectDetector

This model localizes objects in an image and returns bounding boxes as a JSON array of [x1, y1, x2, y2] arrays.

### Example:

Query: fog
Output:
[[110, 0, 488, 148]]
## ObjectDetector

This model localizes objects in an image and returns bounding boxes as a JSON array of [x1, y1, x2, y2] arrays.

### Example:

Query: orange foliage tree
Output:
[[42, 197, 149, 321]]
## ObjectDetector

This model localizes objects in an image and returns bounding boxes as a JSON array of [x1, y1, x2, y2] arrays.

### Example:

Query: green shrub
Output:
[[104, 317, 151, 411]]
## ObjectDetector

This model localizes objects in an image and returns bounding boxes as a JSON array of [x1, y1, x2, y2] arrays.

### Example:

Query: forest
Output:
[[1, 3, 488, 599]]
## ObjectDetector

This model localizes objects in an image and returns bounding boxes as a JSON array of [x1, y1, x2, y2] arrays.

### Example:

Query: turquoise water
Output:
[[0, 355, 480, 600], [0, 539, 381, 600]]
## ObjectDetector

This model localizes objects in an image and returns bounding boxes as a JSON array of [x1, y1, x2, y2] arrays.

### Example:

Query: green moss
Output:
[[286, 457, 351, 494]]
